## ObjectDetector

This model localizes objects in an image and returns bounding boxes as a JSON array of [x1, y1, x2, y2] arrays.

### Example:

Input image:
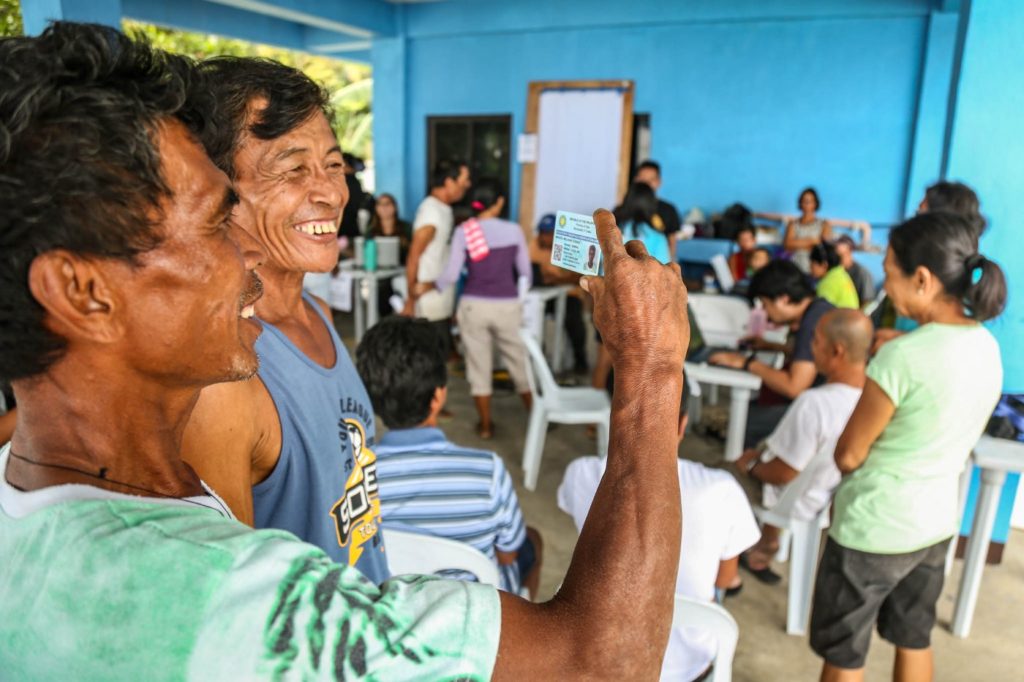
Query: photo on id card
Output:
[[551, 211, 601, 276]]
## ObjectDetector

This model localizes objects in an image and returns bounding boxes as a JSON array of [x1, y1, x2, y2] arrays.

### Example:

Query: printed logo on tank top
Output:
[[329, 418, 382, 566]]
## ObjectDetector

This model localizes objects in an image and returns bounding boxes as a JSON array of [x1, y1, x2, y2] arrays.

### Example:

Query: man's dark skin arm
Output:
[[734, 446, 800, 485], [493, 209, 688, 679], [401, 225, 435, 316]]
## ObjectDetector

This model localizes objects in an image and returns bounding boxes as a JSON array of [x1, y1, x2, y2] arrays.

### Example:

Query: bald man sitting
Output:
[[734, 309, 873, 581]]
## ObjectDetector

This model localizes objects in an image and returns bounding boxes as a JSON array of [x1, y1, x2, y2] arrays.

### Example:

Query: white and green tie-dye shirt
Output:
[[0, 444, 500, 681]]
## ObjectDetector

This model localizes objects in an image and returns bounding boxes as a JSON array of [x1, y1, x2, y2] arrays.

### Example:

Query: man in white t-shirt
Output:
[[402, 160, 471, 352], [559, 380, 761, 681], [734, 309, 872, 581]]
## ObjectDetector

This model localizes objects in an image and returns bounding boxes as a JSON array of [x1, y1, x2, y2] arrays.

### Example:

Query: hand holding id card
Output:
[[550, 211, 602, 276]]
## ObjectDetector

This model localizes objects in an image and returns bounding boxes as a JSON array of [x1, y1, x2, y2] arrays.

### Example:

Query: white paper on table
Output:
[[329, 272, 354, 312]]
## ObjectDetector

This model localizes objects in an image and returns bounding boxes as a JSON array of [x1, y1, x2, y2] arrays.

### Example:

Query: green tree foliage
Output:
[[1, 0, 23, 37], [123, 19, 373, 160]]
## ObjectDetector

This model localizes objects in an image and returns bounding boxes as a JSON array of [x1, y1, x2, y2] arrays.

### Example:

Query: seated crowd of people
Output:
[[0, 21, 1011, 682]]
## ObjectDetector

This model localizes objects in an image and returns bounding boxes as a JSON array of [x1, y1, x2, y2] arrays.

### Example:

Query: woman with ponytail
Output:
[[810, 211, 1005, 681], [430, 178, 533, 438]]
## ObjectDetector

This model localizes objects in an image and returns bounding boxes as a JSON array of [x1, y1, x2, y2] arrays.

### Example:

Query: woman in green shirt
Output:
[[810, 241, 860, 309], [809, 212, 1006, 682]]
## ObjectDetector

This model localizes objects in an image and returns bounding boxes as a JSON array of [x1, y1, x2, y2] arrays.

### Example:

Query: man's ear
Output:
[[431, 386, 448, 412], [27, 250, 123, 343], [914, 266, 932, 292]]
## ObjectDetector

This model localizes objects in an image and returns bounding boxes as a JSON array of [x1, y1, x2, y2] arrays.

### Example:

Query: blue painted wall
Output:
[[945, 0, 1024, 392], [378, 1, 937, 229]]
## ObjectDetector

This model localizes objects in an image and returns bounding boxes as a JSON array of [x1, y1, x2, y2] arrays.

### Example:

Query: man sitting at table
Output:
[[733, 309, 871, 581], [711, 259, 835, 446]]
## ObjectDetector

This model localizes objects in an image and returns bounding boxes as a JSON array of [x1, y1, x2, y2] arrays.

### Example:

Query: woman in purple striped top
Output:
[[426, 179, 533, 438]]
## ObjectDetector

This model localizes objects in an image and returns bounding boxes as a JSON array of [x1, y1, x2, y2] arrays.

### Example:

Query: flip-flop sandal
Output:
[[739, 553, 782, 585], [476, 423, 494, 440]]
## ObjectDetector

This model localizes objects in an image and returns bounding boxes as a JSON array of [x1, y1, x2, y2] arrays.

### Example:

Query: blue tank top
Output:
[[252, 293, 389, 583]]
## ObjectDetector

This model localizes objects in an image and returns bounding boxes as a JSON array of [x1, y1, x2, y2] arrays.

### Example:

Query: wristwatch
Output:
[[743, 353, 757, 371]]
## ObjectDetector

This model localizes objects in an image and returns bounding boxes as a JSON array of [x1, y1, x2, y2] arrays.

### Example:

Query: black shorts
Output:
[[809, 536, 950, 669], [515, 535, 537, 578]]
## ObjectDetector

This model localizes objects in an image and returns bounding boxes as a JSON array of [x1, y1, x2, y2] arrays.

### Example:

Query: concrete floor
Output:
[[338, 313, 1024, 681]]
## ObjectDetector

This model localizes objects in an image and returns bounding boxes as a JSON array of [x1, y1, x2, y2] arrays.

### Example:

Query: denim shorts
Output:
[[809, 536, 950, 669]]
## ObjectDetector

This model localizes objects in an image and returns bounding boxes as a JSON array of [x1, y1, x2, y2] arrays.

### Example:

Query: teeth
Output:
[[294, 221, 337, 235], [241, 305, 255, 319]]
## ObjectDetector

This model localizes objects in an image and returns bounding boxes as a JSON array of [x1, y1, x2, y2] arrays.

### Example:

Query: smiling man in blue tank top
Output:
[[179, 59, 388, 583]]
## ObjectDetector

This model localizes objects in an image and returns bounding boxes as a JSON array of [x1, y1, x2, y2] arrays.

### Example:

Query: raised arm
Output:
[[493, 209, 688, 679]]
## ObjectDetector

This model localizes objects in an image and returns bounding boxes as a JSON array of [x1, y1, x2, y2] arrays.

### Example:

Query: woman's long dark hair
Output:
[[889, 211, 1006, 321], [370, 192, 401, 237], [614, 182, 658, 239], [468, 177, 505, 217]]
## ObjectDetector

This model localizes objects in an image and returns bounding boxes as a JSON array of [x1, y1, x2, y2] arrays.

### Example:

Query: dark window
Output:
[[427, 115, 512, 218]]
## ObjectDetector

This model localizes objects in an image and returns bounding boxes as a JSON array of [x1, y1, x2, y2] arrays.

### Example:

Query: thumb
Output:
[[580, 275, 604, 299]]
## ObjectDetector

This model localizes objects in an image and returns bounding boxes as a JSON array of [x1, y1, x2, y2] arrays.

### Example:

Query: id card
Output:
[[551, 211, 601, 276]]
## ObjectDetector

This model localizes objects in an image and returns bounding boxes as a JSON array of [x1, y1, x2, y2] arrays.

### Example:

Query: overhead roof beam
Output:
[[205, 0, 395, 38], [123, 0, 307, 51]]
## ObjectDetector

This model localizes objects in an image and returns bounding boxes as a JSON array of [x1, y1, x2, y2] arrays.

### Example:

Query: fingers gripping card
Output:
[[551, 211, 602, 275]]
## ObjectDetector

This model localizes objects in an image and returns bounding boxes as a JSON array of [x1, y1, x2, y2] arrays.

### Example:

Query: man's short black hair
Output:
[[635, 159, 661, 176], [430, 159, 466, 190], [0, 22, 214, 382], [924, 181, 985, 237], [748, 259, 815, 302], [194, 57, 333, 178], [810, 241, 840, 269], [356, 317, 448, 429]]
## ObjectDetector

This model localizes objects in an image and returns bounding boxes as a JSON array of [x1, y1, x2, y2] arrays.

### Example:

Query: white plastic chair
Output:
[[751, 450, 835, 636], [710, 253, 736, 293], [688, 293, 751, 348], [384, 527, 501, 588], [673, 595, 739, 682], [519, 329, 610, 491]]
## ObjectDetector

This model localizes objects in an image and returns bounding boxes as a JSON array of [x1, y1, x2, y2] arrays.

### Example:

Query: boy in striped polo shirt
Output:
[[356, 316, 543, 597]]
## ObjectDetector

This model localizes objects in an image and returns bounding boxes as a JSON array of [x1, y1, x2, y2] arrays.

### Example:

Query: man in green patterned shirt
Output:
[[0, 22, 689, 680]]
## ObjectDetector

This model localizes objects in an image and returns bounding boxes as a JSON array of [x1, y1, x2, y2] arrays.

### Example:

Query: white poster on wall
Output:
[[533, 89, 625, 225]]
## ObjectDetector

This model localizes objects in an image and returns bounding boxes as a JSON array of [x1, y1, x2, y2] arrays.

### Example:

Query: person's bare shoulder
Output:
[[182, 376, 280, 524]]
